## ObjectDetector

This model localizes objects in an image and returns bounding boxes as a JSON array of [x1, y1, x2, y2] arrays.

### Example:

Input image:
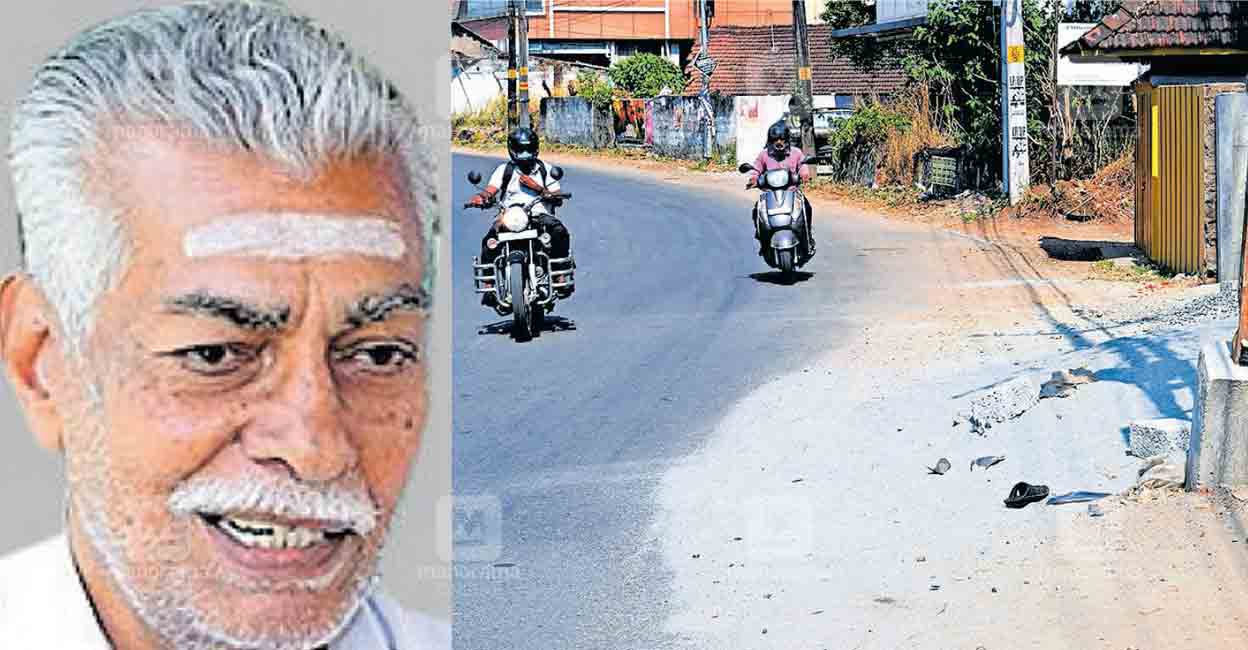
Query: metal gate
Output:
[[1135, 83, 1205, 275]]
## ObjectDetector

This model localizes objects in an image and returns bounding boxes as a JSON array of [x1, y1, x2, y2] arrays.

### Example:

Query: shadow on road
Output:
[[477, 315, 578, 338], [749, 271, 815, 286]]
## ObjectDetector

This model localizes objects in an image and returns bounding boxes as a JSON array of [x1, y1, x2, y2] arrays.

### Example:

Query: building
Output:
[[681, 21, 906, 172], [685, 23, 907, 101], [452, 0, 835, 68], [1063, 0, 1248, 279], [452, 20, 606, 116], [828, 0, 928, 39]]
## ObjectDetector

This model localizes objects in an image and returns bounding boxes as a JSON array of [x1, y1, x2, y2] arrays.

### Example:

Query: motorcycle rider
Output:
[[747, 121, 815, 256], [466, 127, 572, 303]]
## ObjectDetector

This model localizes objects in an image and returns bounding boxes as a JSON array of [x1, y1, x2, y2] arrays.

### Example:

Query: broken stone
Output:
[[1129, 418, 1191, 458], [960, 376, 1040, 435]]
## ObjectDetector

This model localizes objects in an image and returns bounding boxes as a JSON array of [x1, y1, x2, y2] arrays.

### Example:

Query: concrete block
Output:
[[962, 375, 1039, 435], [1129, 418, 1192, 458], [1186, 335, 1248, 489]]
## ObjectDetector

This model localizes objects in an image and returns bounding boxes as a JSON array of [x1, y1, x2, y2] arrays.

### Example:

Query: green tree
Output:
[[607, 53, 686, 98], [820, 0, 1121, 187]]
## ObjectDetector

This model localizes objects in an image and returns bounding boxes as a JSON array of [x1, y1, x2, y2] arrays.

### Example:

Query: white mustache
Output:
[[168, 476, 379, 536]]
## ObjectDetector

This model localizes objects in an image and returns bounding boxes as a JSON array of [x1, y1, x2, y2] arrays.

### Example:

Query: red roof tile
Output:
[[684, 24, 907, 96], [1067, 0, 1248, 53]]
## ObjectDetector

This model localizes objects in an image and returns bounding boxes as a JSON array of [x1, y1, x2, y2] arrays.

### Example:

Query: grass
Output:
[[1089, 258, 1176, 283]]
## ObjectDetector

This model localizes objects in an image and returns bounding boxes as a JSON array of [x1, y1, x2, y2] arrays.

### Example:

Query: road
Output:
[[452, 151, 1248, 649], [452, 152, 910, 649]]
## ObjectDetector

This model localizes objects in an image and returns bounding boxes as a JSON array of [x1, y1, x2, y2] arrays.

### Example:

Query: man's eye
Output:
[[165, 344, 256, 375], [337, 341, 421, 374]]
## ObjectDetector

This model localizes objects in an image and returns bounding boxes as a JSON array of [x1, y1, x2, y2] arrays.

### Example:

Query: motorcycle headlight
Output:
[[539, 232, 552, 246], [502, 206, 529, 232]]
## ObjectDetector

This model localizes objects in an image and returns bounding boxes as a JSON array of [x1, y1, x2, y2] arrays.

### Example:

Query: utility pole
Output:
[[792, 0, 815, 154], [1232, 104, 1248, 364], [517, 0, 531, 129], [694, 0, 717, 160], [506, 0, 518, 131], [999, 0, 1030, 205]]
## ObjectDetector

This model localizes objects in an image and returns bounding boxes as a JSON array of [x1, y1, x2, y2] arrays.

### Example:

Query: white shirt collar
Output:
[[0, 534, 447, 649]]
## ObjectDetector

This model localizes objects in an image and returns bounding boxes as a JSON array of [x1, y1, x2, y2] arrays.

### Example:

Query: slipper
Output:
[[1004, 482, 1049, 509]]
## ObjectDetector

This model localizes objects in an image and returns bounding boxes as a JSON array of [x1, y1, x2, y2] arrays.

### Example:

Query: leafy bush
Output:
[[607, 53, 685, 98], [574, 71, 614, 110], [828, 104, 911, 154]]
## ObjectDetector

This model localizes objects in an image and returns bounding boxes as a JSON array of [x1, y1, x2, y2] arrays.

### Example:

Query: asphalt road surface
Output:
[[452, 152, 889, 649]]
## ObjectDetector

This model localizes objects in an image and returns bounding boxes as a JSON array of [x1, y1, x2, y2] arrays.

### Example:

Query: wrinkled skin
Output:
[[0, 125, 431, 649]]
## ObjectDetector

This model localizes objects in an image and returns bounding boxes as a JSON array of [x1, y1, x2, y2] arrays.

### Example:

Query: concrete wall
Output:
[[734, 94, 844, 165], [735, 95, 794, 167], [451, 58, 505, 115], [647, 95, 736, 159], [1216, 92, 1248, 288], [452, 56, 600, 116], [540, 96, 613, 148], [542, 93, 848, 162]]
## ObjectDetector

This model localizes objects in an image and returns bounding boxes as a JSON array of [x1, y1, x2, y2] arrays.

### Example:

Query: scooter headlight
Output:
[[502, 206, 529, 232]]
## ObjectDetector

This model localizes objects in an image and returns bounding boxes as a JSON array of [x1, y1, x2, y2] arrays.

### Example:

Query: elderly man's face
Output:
[[20, 128, 429, 647]]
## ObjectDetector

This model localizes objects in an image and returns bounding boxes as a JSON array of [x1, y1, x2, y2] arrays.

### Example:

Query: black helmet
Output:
[[767, 121, 790, 158], [508, 127, 539, 165]]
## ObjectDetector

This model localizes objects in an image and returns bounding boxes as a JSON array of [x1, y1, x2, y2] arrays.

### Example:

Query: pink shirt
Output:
[[751, 147, 809, 184]]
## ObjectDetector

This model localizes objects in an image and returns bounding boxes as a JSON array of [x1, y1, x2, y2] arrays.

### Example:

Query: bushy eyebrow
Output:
[[163, 292, 291, 331], [345, 283, 430, 329]]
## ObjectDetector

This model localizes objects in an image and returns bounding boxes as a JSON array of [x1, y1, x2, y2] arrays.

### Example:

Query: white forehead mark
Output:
[[183, 213, 407, 260]]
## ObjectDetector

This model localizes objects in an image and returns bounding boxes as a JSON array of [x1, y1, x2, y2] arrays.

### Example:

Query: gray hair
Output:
[[9, 0, 439, 349]]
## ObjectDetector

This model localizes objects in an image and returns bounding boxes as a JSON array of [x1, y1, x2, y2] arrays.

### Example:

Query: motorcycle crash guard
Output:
[[770, 229, 799, 250]]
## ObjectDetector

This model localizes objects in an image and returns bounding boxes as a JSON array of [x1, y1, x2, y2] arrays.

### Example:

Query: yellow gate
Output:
[[1135, 83, 1205, 275]]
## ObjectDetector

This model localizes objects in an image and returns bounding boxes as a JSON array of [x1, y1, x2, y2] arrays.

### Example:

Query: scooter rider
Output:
[[747, 121, 815, 255], [466, 127, 573, 301]]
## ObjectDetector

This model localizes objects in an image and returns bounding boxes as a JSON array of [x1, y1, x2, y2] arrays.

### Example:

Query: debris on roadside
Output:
[[1137, 453, 1186, 490], [1039, 367, 1097, 399], [971, 455, 1006, 471], [960, 376, 1040, 435], [927, 458, 952, 475], [1129, 418, 1191, 459], [1047, 490, 1112, 505]]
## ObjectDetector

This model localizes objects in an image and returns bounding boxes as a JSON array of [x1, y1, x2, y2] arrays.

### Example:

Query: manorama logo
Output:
[[439, 494, 503, 562]]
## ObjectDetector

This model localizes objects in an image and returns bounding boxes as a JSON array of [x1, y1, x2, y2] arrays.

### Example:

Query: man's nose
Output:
[[240, 347, 356, 484]]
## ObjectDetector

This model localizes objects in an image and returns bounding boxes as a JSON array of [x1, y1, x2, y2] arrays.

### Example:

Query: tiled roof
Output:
[[1068, 0, 1248, 53], [684, 24, 908, 96]]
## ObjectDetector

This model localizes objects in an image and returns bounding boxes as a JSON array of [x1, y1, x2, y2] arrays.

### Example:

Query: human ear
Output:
[[0, 274, 72, 452]]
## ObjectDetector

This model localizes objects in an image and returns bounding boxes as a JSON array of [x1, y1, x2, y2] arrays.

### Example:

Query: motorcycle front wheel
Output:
[[776, 248, 796, 274], [509, 260, 532, 341]]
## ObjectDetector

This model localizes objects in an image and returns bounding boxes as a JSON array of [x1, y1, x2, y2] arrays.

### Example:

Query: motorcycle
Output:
[[463, 167, 575, 341], [739, 159, 815, 275]]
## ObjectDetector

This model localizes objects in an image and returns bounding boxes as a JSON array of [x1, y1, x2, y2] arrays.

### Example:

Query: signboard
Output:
[[1057, 22, 1149, 86]]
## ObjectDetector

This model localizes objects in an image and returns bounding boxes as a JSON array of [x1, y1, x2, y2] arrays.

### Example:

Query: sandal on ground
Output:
[[1004, 482, 1049, 509]]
